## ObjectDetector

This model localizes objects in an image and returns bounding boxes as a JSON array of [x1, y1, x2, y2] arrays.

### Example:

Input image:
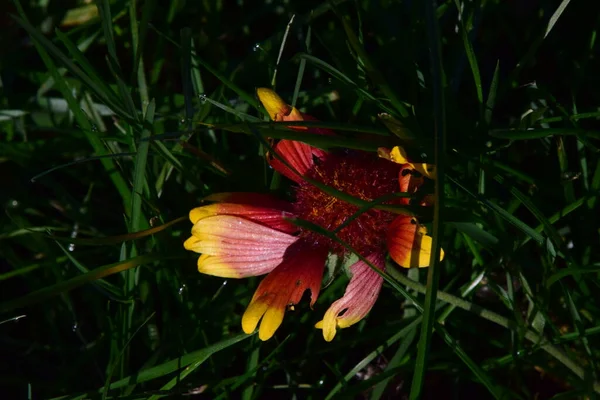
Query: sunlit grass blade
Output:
[[46, 216, 186, 246], [0, 253, 166, 313]]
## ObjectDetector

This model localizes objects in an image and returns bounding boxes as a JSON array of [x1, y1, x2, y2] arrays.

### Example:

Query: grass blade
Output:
[[409, 0, 446, 397]]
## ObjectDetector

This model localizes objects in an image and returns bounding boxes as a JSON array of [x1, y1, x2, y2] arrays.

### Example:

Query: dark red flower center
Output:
[[292, 151, 401, 256]]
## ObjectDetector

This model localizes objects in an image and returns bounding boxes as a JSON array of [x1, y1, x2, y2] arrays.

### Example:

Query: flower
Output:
[[184, 89, 444, 341]]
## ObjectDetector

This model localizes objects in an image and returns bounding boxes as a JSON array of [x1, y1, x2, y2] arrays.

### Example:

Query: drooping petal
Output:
[[315, 253, 385, 341], [184, 215, 298, 278], [189, 203, 297, 233], [241, 241, 328, 340], [386, 216, 444, 268]]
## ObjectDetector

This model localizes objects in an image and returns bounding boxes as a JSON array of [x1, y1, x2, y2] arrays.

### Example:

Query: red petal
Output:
[[398, 166, 425, 205], [203, 192, 292, 211], [241, 241, 328, 340], [268, 140, 317, 183], [189, 203, 297, 233]]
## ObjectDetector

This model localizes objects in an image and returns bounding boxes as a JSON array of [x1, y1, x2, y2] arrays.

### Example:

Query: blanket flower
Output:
[[184, 88, 443, 341]]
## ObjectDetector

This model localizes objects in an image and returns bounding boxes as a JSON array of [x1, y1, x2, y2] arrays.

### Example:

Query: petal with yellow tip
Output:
[[256, 88, 304, 122], [197, 254, 284, 278], [189, 203, 297, 233], [315, 253, 384, 341], [186, 215, 297, 257], [387, 216, 444, 268], [388, 146, 436, 179], [241, 241, 328, 340]]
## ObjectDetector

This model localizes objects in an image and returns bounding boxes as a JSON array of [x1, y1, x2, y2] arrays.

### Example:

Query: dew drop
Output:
[[178, 284, 187, 295], [72, 322, 79, 332], [199, 94, 207, 103]]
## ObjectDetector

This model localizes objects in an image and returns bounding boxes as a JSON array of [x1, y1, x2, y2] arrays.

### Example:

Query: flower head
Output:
[[184, 88, 444, 341]]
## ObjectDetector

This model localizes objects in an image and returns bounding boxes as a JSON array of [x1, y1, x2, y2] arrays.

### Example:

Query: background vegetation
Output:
[[1, 0, 599, 398]]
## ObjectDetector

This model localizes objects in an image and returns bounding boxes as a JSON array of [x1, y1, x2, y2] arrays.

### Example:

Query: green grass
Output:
[[2, 0, 600, 398]]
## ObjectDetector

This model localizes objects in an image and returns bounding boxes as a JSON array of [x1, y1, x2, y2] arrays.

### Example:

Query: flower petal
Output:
[[241, 241, 328, 340], [380, 146, 436, 179], [315, 253, 385, 341], [196, 254, 284, 278], [268, 139, 318, 183], [257, 88, 333, 182], [398, 166, 425, 205], [257, 87, 304, 122], [189, 203, 297, 233], [203, 192, 293, 211], [184, 215, 298, 278], [387, 216, 444, 268]]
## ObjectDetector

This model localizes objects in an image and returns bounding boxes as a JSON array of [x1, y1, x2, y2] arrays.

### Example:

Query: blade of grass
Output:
[[409, 0, 446, 396], [12, 0, 133, 215], [338, 16, 410, 118], [0, 253, 166, 313], [325, 317, 423, 400], [271, 14, 295, 89], [58, 334, 251, 400], [130, 0, 150, 109], [291, 24, 311, 107], [453, 0, 483, 107]]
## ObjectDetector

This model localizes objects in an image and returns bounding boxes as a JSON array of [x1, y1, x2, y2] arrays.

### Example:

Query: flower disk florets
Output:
[[292, 151, 401, 255]]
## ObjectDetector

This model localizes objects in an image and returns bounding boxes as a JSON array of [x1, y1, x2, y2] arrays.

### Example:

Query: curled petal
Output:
[[380, 146, 436, 179], [184, 215, 297, 278], [241, 242, 328, 340], [387, 216, 444, 268], [315, 253, 385, 341], [189, 203, 297, 234], [398, 166, 425, 205], [257, 87, 304, 122]]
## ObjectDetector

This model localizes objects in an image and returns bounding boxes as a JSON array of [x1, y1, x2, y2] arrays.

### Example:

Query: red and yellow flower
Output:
[[184, 89, 444, 341]]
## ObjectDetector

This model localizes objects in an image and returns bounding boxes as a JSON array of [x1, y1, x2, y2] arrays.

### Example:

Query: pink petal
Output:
[[184, 215, 298, 278], [315, 253, 385, 341]]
